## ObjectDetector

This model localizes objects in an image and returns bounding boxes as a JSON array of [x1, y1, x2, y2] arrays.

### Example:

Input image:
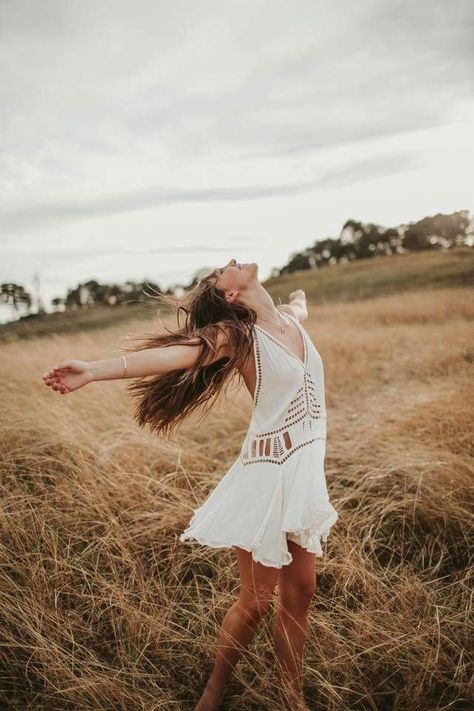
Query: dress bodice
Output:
[[239, 312, 327, 467]]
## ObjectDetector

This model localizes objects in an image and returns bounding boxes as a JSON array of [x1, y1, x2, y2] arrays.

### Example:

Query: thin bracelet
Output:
[[121, 354, 128, 378]]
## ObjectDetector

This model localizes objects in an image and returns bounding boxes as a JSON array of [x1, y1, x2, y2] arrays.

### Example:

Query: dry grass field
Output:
[[1, 251, 473, 710]]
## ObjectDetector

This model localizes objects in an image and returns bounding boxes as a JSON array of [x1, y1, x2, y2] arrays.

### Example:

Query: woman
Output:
[[42, 259, 339, 710]]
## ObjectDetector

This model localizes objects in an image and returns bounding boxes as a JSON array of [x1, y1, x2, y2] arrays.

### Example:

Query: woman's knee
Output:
[[278, 580, 316, 615], [237, 586, 275, 621]]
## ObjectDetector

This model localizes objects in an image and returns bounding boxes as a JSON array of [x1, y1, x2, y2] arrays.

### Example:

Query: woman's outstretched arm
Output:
[[279, 289, 308, 322], [42, 326, 231, 395]]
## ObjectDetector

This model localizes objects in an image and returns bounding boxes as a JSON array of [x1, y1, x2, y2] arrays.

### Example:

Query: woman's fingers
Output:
[[43, 374, 59, 384], [43, 359, 79, 379], [40, 364, 71, 380], [42, 370, 59, 380], [50, 380, 70, 393], [42, 366, 70, 381], [42, 361, 86, 395], [42, 372, 70, 392]]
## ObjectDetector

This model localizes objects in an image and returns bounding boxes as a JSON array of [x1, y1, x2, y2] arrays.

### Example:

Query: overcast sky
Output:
[[1, 0, 473, 317]]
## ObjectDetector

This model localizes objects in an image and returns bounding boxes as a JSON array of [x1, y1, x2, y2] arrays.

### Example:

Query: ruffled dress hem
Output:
[[179, 507, 339, 569]]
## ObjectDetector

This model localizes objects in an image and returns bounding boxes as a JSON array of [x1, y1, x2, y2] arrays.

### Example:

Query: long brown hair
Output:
[[121, 272, 259, 438]]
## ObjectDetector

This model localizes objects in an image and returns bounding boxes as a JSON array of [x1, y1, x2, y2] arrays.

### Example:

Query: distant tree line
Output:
[[278, 209, 473, 275], [51, 279, 171, 312], [2, 208, 472, 321], [0, 279, 173, 320]]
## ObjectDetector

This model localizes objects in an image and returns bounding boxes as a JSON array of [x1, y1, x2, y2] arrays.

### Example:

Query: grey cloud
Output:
[[0, 180, 320, 233], [0, 0, 472, 240], [1, 243, 251, 258], [318, 152, 419, 190], [0, 152, 417, 234], [2, 0, 473, 167], [116, 0, 474, 160]]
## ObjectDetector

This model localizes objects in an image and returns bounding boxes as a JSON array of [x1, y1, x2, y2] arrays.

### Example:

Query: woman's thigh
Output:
[[278, 539, 317, 601], [233, 546, 279, 607]]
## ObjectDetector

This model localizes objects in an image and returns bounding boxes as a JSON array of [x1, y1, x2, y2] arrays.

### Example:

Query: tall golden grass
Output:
[[0, 277, 472, 709]]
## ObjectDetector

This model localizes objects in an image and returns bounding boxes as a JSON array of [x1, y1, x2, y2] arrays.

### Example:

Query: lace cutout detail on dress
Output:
[[242, 328, 326, 466], [243, 435, 318, 466], [250, 357, 324, 439]]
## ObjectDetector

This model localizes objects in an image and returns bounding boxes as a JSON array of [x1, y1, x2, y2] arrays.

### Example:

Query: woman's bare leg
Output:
[[195, 547, 279, 711], [272, 538, 317, 709]]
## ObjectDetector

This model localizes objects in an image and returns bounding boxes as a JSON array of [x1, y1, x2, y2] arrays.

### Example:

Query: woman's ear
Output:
[[226, 290, 240, 304]]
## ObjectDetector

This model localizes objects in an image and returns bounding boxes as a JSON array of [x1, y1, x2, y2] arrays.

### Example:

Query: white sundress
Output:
[[179, 312, 339, 568]]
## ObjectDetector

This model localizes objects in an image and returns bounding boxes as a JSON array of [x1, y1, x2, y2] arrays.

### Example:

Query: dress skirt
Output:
[[179, 437, 339, 568]]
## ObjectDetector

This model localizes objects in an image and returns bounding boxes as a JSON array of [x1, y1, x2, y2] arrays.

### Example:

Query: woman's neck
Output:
[[240, 282, 283, 326]]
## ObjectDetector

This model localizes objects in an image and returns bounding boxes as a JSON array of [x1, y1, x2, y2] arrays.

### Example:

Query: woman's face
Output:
[[206, 259, 258, 295]]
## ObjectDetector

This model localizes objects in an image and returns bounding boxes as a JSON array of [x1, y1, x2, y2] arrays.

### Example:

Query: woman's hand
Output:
[[42, 360, 94, 395], [287, 289, 308, 321], [289, 289, 306, 302]]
